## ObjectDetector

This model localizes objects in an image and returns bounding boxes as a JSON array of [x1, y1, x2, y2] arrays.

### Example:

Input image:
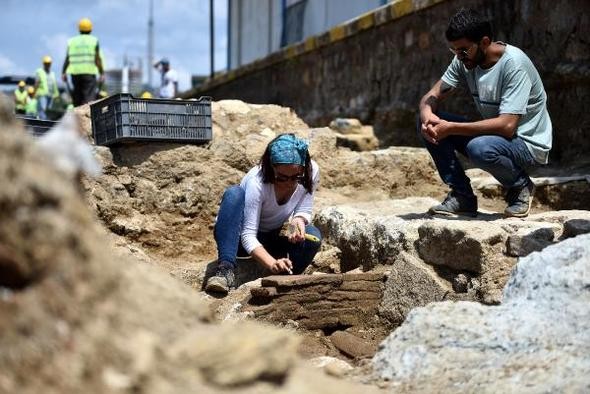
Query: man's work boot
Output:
[[428, 191, 478, 217], [205, 263, 236, 295], [504, 180, 535, 218]]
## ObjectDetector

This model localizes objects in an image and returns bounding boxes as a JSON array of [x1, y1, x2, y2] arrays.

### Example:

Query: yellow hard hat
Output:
[[140, 91, 153, 99], [79, 18, 93, 33], [42, 55, 52, 64], [27, 87, 35, 94], [18, 80, 25, 87]]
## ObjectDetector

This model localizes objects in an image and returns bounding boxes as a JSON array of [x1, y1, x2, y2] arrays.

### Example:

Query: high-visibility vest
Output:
[[14, 89, 28, 110], [25, 97, 38, 116], [35, 68, 59, 98], [67, 34, 99, 75]]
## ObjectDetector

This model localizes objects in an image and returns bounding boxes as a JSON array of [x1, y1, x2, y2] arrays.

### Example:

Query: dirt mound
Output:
[[0, 95, 374, 394], [84, 100, 312, 262], [80, 101, 444, 268]]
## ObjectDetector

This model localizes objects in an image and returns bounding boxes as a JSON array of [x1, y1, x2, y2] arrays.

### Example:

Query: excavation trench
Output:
[[78, 100, 590, 372]]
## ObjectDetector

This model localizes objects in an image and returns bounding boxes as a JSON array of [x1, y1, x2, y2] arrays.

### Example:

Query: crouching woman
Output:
[[205, 133, 322, 294]]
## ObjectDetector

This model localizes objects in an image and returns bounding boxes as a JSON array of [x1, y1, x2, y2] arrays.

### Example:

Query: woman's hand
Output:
[[288, 217, 306, 243], [251, 247, 292, 274], [267, 257, 293, 274]]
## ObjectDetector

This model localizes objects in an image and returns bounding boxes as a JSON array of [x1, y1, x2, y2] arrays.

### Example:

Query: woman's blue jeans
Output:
[[214, 185, 322, 275], [417, 111, 539, 197]]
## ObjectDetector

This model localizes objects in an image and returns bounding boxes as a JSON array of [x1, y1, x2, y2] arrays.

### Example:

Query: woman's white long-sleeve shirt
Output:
[[239, 160, 319, 254]]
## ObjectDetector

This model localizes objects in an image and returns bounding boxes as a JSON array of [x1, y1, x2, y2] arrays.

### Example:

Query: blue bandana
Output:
[[270, 134, 308, 166]]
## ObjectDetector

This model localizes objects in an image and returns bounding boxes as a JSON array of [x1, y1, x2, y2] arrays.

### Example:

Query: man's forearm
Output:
[[420, 80, 451, 122], [420, 94, 438, 120], [447, 116, 517, 138]]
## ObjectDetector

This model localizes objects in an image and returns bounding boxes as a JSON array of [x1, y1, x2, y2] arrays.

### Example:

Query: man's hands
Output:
[[419, 80, 457, 144], [420, 112, 453, 144], [420, 112, 440, 144]]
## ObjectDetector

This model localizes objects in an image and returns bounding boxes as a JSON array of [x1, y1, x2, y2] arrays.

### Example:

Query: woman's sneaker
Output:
[[504, 181, 535, 218], [428, 191, 478, 217], [205, 264, 236, 294]]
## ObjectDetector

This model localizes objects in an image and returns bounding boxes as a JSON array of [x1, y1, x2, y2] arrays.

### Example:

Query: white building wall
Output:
[[229, 0, 284, 69], [229, 0, 388, 69], [302, 0, 385, 38]]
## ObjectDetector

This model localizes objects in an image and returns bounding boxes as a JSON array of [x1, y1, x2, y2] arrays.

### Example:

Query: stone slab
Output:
[[330, 331, 377, 359]]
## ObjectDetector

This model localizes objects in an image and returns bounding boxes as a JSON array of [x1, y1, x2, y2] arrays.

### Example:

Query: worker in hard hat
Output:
[[140, 91, 153, 99], [62, 17, 104, 107], [25, 87, 38, 118], [34, 56, 59, 120], [14, 81, 28, 115]]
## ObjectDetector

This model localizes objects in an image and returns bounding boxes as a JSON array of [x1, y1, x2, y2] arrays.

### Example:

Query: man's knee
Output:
[[466, 137, 499, 165]]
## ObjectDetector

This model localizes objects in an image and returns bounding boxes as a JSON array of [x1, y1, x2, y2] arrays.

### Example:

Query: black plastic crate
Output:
[[90, 93, 212, 146], [16, 116, 58, 137]]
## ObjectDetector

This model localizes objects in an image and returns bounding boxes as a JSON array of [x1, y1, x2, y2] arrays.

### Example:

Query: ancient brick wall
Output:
[[247, 273, 386, 331]]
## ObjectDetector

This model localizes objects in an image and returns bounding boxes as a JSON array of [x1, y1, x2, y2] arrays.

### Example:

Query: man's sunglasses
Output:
[[275, 172, 304, 183], [449, 42, 478, 59]]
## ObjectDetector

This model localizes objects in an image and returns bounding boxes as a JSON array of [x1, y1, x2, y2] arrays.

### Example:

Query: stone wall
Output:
[[186, 0, 590, 162]]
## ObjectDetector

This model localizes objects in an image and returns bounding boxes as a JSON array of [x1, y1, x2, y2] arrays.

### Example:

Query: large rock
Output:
[[505, 225, 557, 257], [378, 252, 451, 327], [315, 198, 437, 272], [415, 220, 514, 304], [372, 234, 590, 393], [415, 220, 506, 273]]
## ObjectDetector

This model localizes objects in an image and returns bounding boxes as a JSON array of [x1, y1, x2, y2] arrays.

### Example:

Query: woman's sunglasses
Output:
[[274, 172, 304, 183]]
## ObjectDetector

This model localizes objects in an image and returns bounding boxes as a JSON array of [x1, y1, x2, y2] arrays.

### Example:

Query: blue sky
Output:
[[0, 0, 228, 92]]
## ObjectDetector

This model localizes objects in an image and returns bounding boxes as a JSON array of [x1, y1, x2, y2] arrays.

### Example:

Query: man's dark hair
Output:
[[445, 8, 493, 42], [259, 133, 314, 194]]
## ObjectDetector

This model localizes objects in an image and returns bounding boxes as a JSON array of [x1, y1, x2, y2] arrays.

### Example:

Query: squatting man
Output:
[[419, 8, 552, 218]]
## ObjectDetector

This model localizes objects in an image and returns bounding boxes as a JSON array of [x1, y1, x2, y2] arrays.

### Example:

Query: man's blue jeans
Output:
[[214, 185, 322, 275], [37, 95, 52, 120], [418, 112, 539, 196]]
